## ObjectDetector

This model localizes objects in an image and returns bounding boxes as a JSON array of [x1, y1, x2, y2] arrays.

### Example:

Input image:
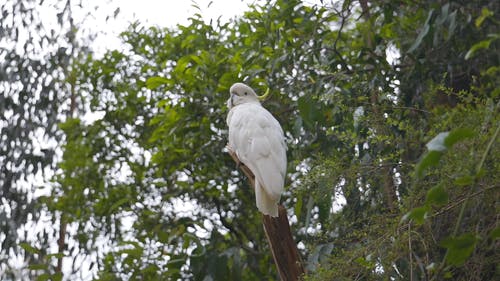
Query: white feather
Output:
[[227, 83, 286, 217]]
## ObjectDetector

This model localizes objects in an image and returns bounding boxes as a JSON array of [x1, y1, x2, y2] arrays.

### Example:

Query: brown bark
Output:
[[263, 206, 305, 281]]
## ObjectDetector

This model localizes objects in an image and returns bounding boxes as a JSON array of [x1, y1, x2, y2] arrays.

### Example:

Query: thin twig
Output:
[[330, 5, 352, 74]]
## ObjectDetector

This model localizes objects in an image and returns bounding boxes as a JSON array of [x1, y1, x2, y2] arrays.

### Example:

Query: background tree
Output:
[[0, 0, 114, 279], [1, 0, 78, 278]]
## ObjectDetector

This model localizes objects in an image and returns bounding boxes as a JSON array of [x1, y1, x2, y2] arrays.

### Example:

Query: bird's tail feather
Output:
[[255, 180, 279, 217]]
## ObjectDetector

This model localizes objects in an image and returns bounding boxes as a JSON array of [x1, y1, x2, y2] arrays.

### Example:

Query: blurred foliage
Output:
[[2, 0, 499, 280], [0, 0, 95, 279]]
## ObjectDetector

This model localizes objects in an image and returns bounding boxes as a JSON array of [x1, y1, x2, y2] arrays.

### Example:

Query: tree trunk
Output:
[[263, 206, 305, 281]]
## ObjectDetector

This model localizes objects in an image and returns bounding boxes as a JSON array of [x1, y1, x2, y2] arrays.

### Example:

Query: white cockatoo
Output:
[[226, 82, 286, 217]]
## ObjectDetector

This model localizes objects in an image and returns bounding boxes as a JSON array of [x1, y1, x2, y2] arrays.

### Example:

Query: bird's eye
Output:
[[244, 92, 248, 95]]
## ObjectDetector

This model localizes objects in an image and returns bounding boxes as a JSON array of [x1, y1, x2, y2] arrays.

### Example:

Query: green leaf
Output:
[[453, 175, 475, 186], [37, 274, 51, 281], [28, 263, 48, 270], [146, 76, 171, 90], [58, 118, 81, 133], [489, 227, 500, 239], [404, 206, 429, 225], [175, 56, 192, 73], [297, 95, 324, 128], [52, 272, 63, 281], [294, 193, 303, 221], [416, 150, 443, 178], [354, 255, 375, 269], [317, 195, 332, 224], [417, 129, 475, 178], [440, 233, 480, 266], [47, 252, 65, 259], [407, 9, 433, 53], [109, 198, 130, 213], [464, 35, 500, 60], [425, 184, 448, 206], [293, 116, 303, 137], [20, 242, 40, 254], [443, 271, 453, 278], [380, 23, 395, 39], [189, 54, 203, 65], [475, 7, 493, 28], [444, 128, 475, 148], [297, 96, 314, 128]]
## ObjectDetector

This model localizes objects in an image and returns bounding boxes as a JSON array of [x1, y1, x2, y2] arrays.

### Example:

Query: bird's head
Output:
[[227, 83, 270, 109]]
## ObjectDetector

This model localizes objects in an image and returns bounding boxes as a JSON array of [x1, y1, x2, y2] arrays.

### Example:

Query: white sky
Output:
[[80, 0, 263, 54], [114, 0, 254, 26]]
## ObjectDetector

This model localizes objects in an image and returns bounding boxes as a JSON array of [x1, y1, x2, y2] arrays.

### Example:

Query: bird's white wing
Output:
[[228, 103, 286, 200]]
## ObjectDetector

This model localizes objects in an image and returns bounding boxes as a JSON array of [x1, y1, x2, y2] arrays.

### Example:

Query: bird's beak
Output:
[[257, 88, 271, 101]]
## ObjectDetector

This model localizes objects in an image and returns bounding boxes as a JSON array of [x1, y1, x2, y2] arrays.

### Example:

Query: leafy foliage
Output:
[[0, 0, 96, 278]]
